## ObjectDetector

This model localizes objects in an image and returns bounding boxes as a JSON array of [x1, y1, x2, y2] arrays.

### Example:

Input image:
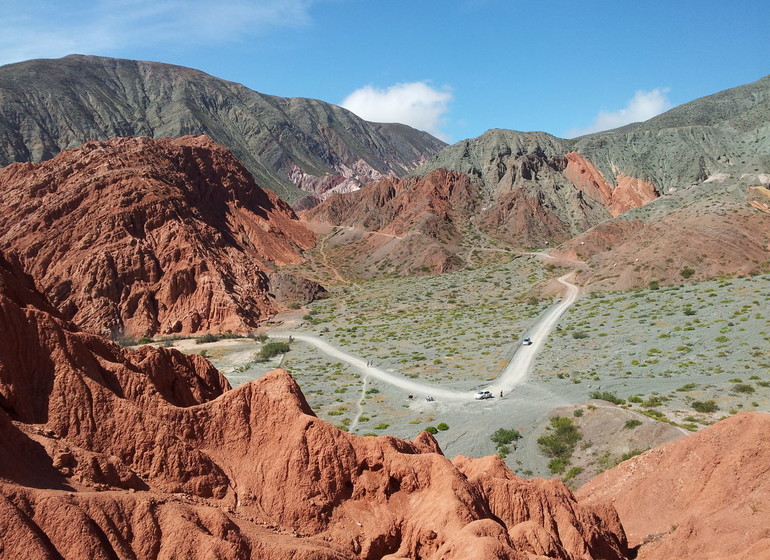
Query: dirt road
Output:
[[268, 270, 581, 402]]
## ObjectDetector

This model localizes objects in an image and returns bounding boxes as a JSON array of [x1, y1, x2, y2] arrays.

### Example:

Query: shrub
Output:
[[137, 336, 154, 345], [256, 341, 290, 362], [436, 422, 449, 431], [425, 426, 438, 434], [196, 333, 219, 344], [491, 428, 522, 446], [624, 419, 643, 429], [676, 383, 698, 392], [563, 466, 583, 482], [374, 423, 390, 430], [538, 417, 582, 474], [589, 391, 625, 405], [691, 400, 719, 413], [732, 383, 755, 394], [572, 331, 589, 339], [680, 267, 695, 279], [573, 409, 584, 417], [548, 457, 569, 474], [620, 449, 644, 462]]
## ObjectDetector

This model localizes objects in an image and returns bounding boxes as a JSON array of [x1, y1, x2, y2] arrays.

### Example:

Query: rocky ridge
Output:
[[302, 76, 770, 285], [0, 135, 320, 337], [0, 250, 630, 560], [0, 55, 446, 203]]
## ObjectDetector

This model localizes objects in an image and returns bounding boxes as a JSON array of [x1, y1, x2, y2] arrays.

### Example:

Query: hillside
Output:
[[577, 412, 770, 560], [0, 54, 446, 203], [0, 135, 321, 337]]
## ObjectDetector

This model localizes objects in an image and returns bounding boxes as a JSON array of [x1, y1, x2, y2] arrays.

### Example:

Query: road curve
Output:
[[268, 331, 471, 401], [268, 271, 581, 401]]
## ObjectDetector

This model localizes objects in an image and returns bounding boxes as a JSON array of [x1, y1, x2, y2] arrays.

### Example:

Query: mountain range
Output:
[[304, 74, 770, 284], [0, 55, 446, 205]]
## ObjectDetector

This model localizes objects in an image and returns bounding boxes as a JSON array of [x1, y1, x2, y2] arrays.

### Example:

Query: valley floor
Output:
[[166, 257, 770, 486]]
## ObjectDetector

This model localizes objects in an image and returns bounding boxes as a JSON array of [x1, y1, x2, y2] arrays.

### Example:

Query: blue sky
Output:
[[1, 0, 768, 143]]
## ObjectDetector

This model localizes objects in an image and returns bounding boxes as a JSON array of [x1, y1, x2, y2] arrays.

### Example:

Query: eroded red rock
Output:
[[0, 135, 317, 337], [564, 152, 658, 217]]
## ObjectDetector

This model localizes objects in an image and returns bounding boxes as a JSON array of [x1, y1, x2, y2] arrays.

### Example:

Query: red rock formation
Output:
[[0, 252, 629, 559], [301, 169, 480, 275], [576, 412, 770, 560], [564, 152, 658, 217], [304, 169, 478, 241], [0, 136, 317, 337]]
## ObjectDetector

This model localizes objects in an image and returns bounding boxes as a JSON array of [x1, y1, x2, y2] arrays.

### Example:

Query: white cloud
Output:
[[564, 88, 672, 138], [0, 0, 314, 66], [341, 82, 453, 141]]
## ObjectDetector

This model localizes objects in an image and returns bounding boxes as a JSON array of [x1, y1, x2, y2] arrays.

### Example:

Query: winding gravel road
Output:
[[268, 268, 581, 403]]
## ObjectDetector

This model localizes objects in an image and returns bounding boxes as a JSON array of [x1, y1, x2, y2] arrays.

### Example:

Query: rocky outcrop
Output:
[[577, 412, 770, 560], [0, 135, 317, 337], [267, 272, 329, 306], [564, 152, 658, 217], [302, 169, 481, 275], [0, 251, 630, 560], [0, 55, 446, 203]]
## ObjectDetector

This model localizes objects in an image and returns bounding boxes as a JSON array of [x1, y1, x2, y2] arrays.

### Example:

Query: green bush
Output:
[[436, 423, 449, 431], [732, 383, 755, 394], [374, 423, 390, 430], [196, 333, 220, 344], [676, 383, 698, 392], [589, 391, 625, 405], [538, 417, 582, 474], [573, 409, 584, 417], [256, 341, 290, 362], [548, 457, 569, 474], [491, 428, 522, 446], [624, 419, 643, 429], [680, 267, 695, 279], [563, 466, 583, 482], [691, 400, 719, 413], [425, 426, 438, 434], [620, 449, 644, 462], [137, 336, 154, 345], [572, 331, 589, 339]]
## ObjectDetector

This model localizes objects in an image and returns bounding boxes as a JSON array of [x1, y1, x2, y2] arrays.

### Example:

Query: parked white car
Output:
[[522, 337, 533, 346], [474, 390, 493, 400]]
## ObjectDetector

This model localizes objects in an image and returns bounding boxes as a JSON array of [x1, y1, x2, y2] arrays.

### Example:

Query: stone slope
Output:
[[572, 74, 770, 193], [576, 412, 770, 560], [0, 135, 320, 337], [304, 129, 662, 268], [300, 169, 481, 276], [0, 54, 446, 203], [0, 250, 630, 560]]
